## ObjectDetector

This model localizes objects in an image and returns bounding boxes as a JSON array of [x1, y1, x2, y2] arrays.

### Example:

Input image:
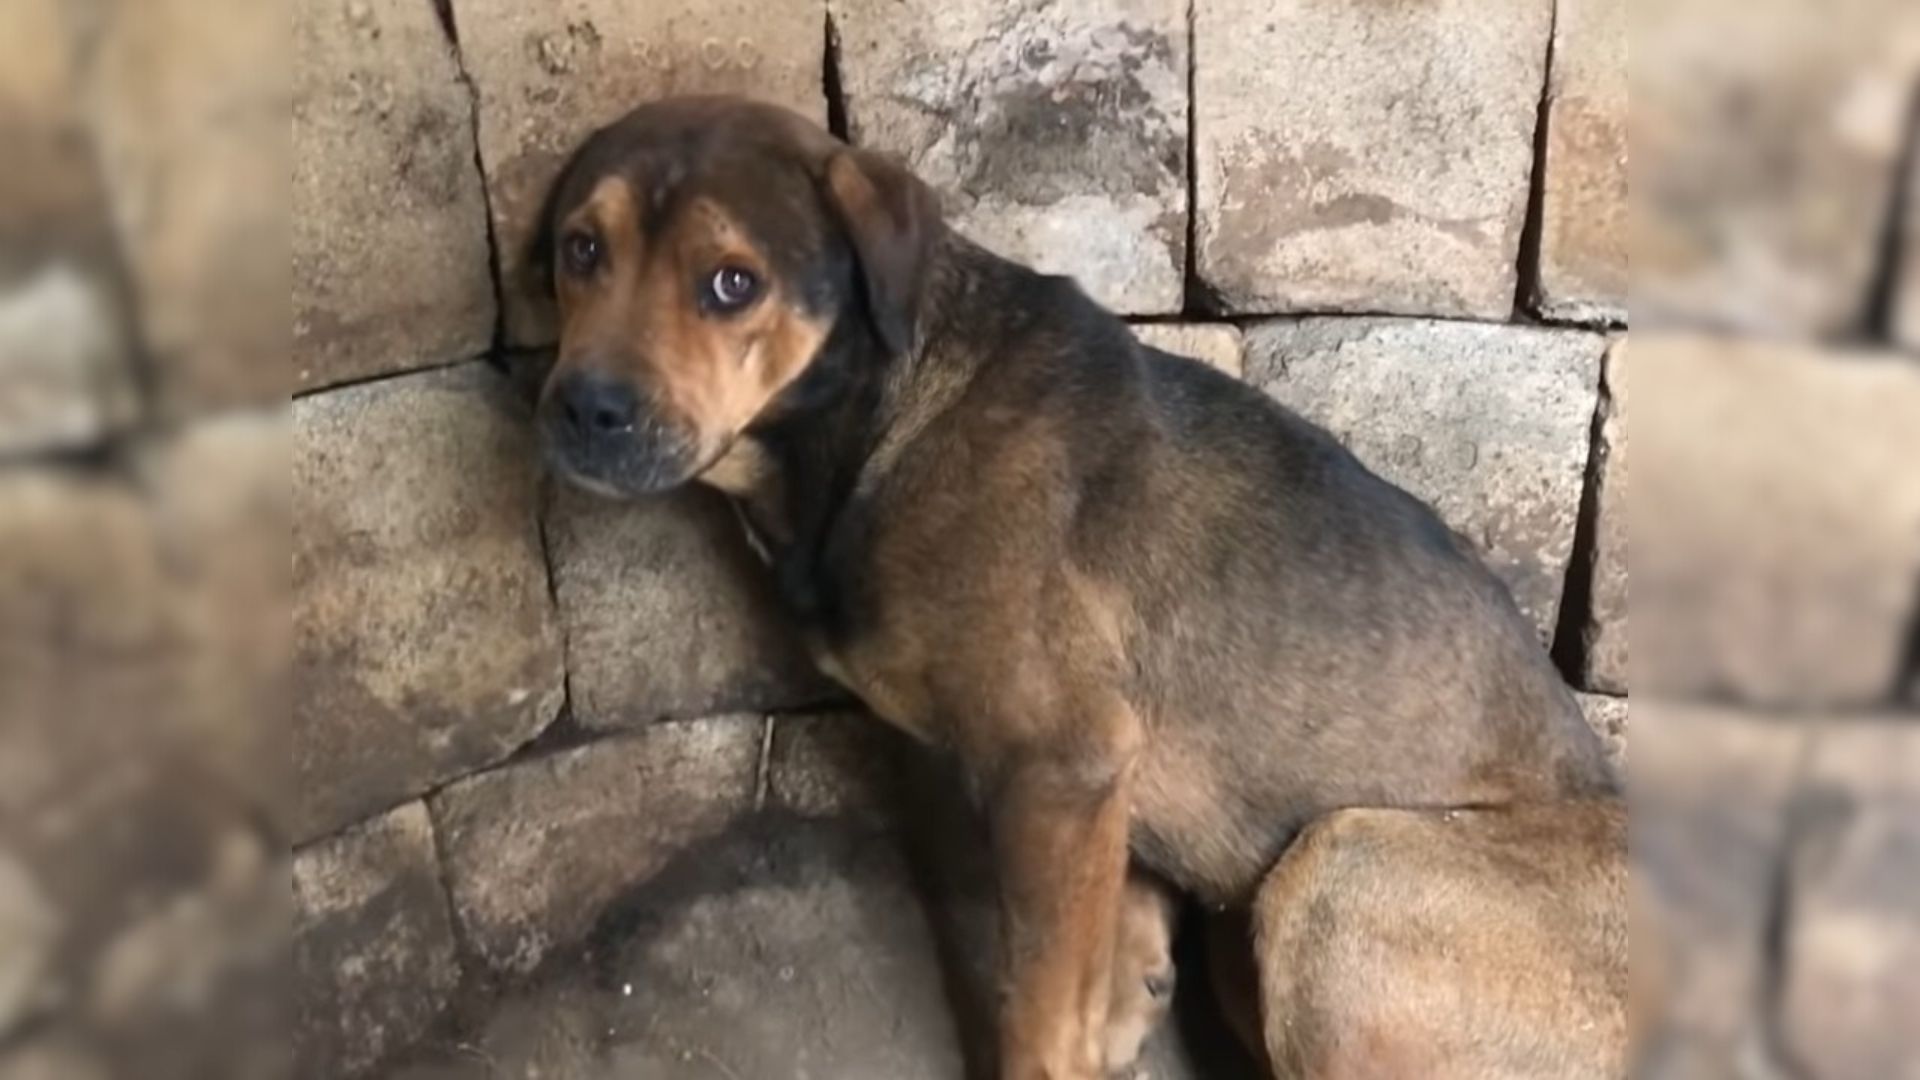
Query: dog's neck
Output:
[[697, 231, 1000, 619]]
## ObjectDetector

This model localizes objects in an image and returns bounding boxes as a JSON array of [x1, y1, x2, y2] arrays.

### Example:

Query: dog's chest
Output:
[[731, 500, 943, 745], [803, 631, 940, 745]]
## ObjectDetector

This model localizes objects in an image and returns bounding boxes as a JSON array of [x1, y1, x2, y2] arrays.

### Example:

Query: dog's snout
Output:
[[557, 373, 639, 436]]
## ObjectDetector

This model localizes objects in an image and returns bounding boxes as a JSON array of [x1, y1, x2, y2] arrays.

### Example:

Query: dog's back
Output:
[[888, 257, 1612, 903], [1122, 343, 1613, 899]]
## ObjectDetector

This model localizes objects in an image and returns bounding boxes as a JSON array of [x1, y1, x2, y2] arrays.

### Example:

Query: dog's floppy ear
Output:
[[823, 148, 939, 355]]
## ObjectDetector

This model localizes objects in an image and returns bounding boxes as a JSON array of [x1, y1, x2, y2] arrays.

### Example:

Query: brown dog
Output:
[[532, 96, 1619, 1079]]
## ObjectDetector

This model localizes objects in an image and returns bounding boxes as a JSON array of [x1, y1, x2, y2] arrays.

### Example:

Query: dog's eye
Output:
[[704, 266, 761, 313], [561, 231, 601, 276]]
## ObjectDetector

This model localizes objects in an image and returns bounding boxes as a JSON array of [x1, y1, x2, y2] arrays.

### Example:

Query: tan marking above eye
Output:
[[557, 176, 642, 292]]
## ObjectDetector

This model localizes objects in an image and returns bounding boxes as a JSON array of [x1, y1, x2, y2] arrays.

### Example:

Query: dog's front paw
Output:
[[1102, 875, 1178, 1071]]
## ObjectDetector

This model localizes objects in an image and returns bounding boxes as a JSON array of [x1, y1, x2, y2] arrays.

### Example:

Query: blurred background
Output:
[[0, 0, 1916, 1077]]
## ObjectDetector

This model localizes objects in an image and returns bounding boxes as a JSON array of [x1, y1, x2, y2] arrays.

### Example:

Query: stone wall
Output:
[[6, 0, 1910, 1075], [2, 1, 285, 1077], [276, 0, 1920, 1076]]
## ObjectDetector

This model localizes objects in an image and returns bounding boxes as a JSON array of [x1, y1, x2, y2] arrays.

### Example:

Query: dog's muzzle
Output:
[[540, 371, 699, 497]]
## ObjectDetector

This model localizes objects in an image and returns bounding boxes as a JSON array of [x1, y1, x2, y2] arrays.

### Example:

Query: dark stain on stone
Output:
[[395, 105, 465, 204], [948, 27, 1181, 205]]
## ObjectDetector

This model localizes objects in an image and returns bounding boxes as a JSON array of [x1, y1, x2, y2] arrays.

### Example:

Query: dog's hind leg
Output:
[[1247, 802, 1628, 1080]]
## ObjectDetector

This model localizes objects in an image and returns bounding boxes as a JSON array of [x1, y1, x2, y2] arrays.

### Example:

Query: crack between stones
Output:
[[1549, 343, 1608, 686], [823, 10, 850, 142], [1892, 570, 1920, 707], [426, 2, 570, 758], [1178, 0, 1222, 319], [291, 352, 480, 401], [433, 0, 509, 359], [1511, 0, 1559, 323], [529, 475, 578, 752], [754, 715, 778, 812], [1862, 81, 1919, 342], [1757, 737, 1821, 1080]]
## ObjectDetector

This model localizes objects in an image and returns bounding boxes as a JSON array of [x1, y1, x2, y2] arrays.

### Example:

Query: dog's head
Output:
[[532, 96, 939, 498]]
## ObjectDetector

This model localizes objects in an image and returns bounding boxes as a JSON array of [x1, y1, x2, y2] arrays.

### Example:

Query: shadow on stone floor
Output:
[[388, 745, 1261, 1080]]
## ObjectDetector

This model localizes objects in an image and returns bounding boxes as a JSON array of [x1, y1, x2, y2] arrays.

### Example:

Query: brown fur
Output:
[[1105, 872, 1179, 1069], [1250, 801, 1626, 1079], [533, 97, 1622, 1080]]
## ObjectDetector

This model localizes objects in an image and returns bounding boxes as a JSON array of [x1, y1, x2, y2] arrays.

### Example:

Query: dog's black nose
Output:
[[557, 373, 638, 436]]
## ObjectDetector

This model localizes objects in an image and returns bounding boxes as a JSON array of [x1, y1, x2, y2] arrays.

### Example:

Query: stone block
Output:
[[1634, 335, 1920, 707], [1635, 0, 1918, 334], [0, 0, 102, 247], [767, 712, 903, 823], [294, 0, 496, 391], [0, 263, 137, 457], [1583, 336, 1627, 692], [294, 363, 563, 843], [833, 0, 1187, 314], [1898, 115, 1920, 352], [1195, 0, 1551, 318], [1245, 318, 1604, 640], [451, 0, 827, 343], [0, 473, 288, 1079], [294, 802, 460, 1080], [1132, 322, 1244, 377], [81, 0, 287, 415], [145, 411, 294, 840], [0, 852, 59, 1040], [1781, 721, 1920, 1080], [429, 717, 763, 976], [1574, 693, 1628, 774], [0, 473, 173, 824], [0, 0, 137, 456], [548, 484, 835, 730], [402, 776, 1230, 1079], [1533, 0, 1627, 324], [1632, 702, 1808, 1080]]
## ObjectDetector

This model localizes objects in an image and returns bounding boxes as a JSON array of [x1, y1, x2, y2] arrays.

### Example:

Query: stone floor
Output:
[[389, 801, 1258, 1080]]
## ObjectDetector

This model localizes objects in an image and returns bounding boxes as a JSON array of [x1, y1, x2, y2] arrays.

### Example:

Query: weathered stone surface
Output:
[[0, 0, 102, 249], [548, 484, 835, 729], [598, 816, 972, 1079], [0, 461, 287, 1078], [0, 264, 137, 457], [397, 808, 1226, 1079], [1195, 0, 1550, 318], [1782, 722, 1920, 1080], [294, 0, 495, 391], [767, 712, 904, 823], [1132, 322, 1245, 377], [0, 852, 60, 1039], [80, 0, 287, 415], [1636, 1, 1919, 335], [1632, 703, 1808, 1080], [294, 363, 563, 843], [0, 0, 138, 456], [1533, 0, 1627, 324], [452, 0, 827, 343], [429, 717, 763, 977], [1635, 336, 1920, 707], [0, 473, 173, 824], [1899, 117, 1920, 352], [294, 802, 459, 1080], [145, 411, 293, 840], [1245, 319, 1605, 639], [1574, 693, 1628, 774], [0, 0, 75, 123], [833, 0, 1187, 314], [1583, 337, 1627, 692]]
